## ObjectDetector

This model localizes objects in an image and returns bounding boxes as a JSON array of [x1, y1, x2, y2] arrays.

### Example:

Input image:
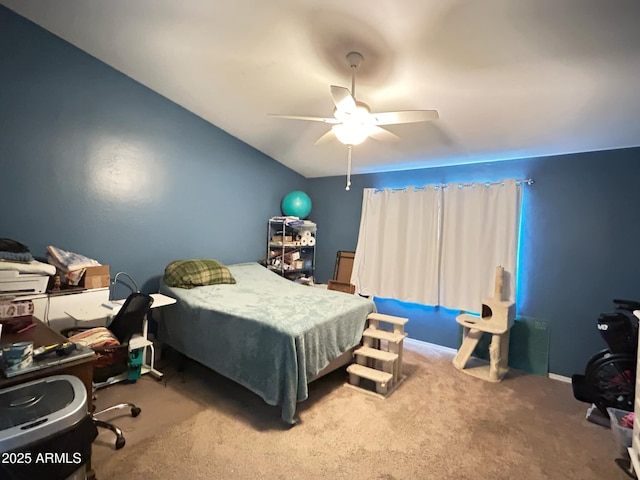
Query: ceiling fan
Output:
[[270, 52, 439, 190]]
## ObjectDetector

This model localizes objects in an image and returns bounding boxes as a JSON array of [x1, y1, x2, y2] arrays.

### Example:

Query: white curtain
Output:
[[439, 179, 522, 312], [351, 187, 441, 305], [351, 179, 523, 313]]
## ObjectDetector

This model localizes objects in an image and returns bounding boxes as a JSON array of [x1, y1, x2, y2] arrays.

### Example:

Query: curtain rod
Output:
[[375, 178, 535, 193]]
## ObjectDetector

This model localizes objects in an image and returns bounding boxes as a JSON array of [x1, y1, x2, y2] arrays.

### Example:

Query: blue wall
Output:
[[0, 6, 305, 292], [307, 150, 640, 376]]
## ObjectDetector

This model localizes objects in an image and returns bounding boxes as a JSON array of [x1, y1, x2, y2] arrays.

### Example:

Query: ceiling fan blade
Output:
[[268, 114, 339, 124], [368, 126, 401, 142], [330, 85, 356, 113], [372, 110, 439, 125], [314, 129, 336, 145]]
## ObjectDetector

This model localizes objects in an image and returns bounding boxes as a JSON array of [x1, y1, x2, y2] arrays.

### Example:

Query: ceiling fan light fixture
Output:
[[331, 123, 370, 146], [268, 51, 439, 191]]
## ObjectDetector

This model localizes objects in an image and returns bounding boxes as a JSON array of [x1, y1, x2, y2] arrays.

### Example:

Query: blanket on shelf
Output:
[[0, 251, 32, 263], [46, 245, 101, 271], [0, 259, 56, 276], [0, 238, 33, 263], [46, 245, 103, 286]]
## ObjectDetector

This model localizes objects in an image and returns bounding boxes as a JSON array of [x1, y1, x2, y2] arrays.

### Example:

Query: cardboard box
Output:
[[0, 300, 34, 319], [284, 251, 300, 263], [271, 235, 293, 244], [81, 265, 110, 289]]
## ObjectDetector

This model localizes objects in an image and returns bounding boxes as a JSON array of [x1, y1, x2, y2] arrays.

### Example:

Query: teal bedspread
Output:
[[158, 262, 376, 424]]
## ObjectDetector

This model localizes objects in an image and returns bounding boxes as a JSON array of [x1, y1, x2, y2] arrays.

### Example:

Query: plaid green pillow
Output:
[[164, 259, 236, 289]]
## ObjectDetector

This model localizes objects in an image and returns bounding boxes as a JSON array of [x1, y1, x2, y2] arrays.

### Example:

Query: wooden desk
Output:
[[0, 317, 96, 411]]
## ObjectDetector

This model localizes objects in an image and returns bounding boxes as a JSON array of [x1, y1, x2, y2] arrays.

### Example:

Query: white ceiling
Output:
[[3, 0, 640, 178]]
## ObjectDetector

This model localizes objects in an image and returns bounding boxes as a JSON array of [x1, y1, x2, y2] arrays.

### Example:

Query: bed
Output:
[[158, 262, 376, 424]]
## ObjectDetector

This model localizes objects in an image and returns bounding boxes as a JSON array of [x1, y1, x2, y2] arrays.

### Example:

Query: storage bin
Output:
[[128, 348, 143, 380], [0, 375, 97, 480], [607, 407, 633, 458]]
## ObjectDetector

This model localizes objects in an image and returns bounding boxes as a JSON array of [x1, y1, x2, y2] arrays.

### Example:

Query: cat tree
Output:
[[453, 266, 515, 382]]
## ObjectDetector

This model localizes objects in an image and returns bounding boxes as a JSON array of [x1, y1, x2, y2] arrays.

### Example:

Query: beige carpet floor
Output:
[[90, 341, 628, 480]]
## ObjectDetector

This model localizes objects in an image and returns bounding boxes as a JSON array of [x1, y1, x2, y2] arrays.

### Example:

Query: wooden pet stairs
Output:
[[346, 312, 408, 398]]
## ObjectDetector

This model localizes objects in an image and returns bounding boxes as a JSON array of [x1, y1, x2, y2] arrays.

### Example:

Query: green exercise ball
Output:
[[281, 191, 312, 219]]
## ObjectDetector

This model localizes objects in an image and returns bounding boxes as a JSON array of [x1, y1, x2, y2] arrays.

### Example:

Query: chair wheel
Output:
[[131, 406, 141, 417], [115, 436, 126, 450]]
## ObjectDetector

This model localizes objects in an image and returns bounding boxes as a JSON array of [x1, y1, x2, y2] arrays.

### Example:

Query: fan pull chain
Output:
[[351, 65, 356, 100], [346, 145, 352, 191]]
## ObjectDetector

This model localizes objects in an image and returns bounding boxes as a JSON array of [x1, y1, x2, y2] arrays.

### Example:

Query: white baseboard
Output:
[[548, 373, 571, 383], [405, 337, 571, 383], [404, 337, 457, 355]]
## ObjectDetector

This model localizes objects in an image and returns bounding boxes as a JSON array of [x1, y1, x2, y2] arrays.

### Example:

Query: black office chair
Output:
[[62, 292, 154, 449]]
